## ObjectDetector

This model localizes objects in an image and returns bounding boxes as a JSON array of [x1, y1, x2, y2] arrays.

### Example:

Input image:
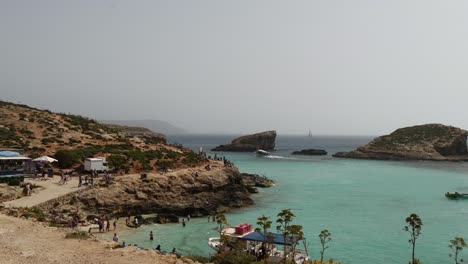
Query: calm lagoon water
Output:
[[119, 135, 468, 263]]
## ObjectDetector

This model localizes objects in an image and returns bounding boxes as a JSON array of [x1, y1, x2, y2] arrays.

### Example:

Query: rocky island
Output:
[[333, 124, 468, 161], [212, 130, 276, 152], [291, 149, 327, 156]]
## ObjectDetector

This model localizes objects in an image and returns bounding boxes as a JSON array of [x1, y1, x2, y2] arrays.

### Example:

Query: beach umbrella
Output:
[[33, 156, 58, 163]]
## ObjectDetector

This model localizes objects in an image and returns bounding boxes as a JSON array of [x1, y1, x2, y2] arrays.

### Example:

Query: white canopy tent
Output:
[[33, 156, 58, 163]]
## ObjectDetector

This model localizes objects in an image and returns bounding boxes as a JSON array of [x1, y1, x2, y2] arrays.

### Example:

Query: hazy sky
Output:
[[2, 1, 468, 135]]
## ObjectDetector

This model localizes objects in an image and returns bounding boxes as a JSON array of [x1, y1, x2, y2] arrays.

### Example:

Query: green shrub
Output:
[[65, 231, 90, 240], [185, 255, 211, 263], [41, 137, 55, 145], [211, 251, 257, 264], [23, 207, 47, 222], [54, 150, 80, 169], [7, 178, 21, 186], [107, 154, 127, 168]]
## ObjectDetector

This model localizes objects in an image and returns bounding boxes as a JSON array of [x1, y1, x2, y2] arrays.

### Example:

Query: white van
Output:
[[84, 157, 109, 172]]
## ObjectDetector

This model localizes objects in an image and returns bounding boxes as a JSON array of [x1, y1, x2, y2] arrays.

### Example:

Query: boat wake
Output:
[[264, 155, 298, 160]]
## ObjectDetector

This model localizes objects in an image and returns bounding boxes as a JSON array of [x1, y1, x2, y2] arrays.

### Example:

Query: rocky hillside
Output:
[[334, 124, 468, 161], [0, 101, 203, 172], [37, 163, 273, 222], [212, 130, 276, 152]]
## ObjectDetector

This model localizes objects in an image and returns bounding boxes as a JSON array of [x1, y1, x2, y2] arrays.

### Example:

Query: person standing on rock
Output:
[[150, 231, 154, 241]]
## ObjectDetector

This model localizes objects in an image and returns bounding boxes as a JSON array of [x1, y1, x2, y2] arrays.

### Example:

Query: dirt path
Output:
[[3, 176, 82, 208], [0, 213, 196, 264]]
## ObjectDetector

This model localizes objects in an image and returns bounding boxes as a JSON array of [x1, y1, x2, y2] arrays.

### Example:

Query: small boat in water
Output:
[[208, 237, 221, 251], [256, 149, 270, 156], [445, 192, 468, 199]]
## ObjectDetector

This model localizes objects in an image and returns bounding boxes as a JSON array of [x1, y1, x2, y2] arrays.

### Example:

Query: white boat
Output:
[[256, 149, 270, 156], [208, 237, 221, 251]]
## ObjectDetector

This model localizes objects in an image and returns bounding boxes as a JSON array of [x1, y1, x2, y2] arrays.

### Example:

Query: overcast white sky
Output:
[[2, 0, 468, 135]]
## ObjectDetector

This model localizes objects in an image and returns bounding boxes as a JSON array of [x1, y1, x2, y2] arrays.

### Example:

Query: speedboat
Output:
[[208, 237, 221, 251], [256, 149, 270, 156], [445, 192, 468, 199]]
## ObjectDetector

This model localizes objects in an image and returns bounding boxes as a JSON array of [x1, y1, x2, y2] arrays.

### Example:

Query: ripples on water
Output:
[[119, 135, 468, 263]]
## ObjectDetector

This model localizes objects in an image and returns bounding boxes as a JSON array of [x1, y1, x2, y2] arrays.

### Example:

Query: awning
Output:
[[0, 156, 30, 160], [0, 151, 21, 157], [239, 232, 297, 246]]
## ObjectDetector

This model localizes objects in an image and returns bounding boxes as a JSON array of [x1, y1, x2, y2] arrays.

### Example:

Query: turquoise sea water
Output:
[[119, 135, 468, 263]]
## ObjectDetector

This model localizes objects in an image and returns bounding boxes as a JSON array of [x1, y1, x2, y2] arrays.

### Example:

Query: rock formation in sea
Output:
[[333, 124, 468, 161], [211, 131, 276, 152], [291, 149, 327, 156]]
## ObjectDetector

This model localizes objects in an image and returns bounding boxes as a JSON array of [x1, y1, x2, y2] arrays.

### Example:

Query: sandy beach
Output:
[[0, 212, 197, 264]]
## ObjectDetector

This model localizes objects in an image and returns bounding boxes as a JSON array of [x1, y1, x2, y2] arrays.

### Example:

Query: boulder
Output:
[[291, 149, 327, 156], [333, 124, 468, 161], [212, 131, 276, 152]]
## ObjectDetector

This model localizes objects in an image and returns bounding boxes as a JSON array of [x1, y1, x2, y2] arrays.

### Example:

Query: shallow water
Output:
[[119, 135, 468, 263]]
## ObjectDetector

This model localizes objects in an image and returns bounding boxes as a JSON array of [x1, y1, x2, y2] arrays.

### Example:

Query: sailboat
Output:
[[308, 130, 312, 137]]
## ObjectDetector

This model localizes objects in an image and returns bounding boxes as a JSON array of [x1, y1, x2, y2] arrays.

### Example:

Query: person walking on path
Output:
[[25, 183, 31, 196], [78, 174, 82, 187]]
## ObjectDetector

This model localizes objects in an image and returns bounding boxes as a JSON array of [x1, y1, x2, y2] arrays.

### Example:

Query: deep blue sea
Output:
[[118, 134, 468, 263]]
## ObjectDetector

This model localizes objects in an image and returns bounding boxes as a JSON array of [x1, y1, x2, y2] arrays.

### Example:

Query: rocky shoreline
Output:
[[333, 124, 468, 161], [33, 162, 273, 226]]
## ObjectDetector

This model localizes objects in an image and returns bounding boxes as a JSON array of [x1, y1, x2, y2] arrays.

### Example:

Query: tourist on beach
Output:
[[25, 183, 31, 196], [78, 174, 82, 187], [207, 216, 210, 222], [187, 214, 190, 221], [150, 231, 154, 241], [106, 219, 110, 232], [113, 219, 117, 231], [134, 217, 138, 226], [155, 244, 161, 251], [113, 233, 119, 242], [182, 218, 186, 227], [172, 247, 177, 254]]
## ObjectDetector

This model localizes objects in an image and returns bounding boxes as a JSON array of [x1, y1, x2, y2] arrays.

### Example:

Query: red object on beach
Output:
[[235, 223, 252, 235]]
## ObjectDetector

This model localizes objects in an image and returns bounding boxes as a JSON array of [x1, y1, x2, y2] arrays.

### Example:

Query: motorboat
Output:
[[208, 237, 221, 251], [445, 192, 468, 200]]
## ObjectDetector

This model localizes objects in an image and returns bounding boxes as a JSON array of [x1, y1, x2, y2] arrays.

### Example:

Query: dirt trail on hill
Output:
[[3, 176, 82, 208], [0, 213, 197, 264]]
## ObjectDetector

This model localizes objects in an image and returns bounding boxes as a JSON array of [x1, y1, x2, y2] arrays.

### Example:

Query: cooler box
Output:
[[235, 223, 252, 235]]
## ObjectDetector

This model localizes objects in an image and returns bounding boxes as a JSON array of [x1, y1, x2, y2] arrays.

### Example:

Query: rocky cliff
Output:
[[37, 162, 273, 222], [333, 124, 468, 161], [212, 131, 276, 152]]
